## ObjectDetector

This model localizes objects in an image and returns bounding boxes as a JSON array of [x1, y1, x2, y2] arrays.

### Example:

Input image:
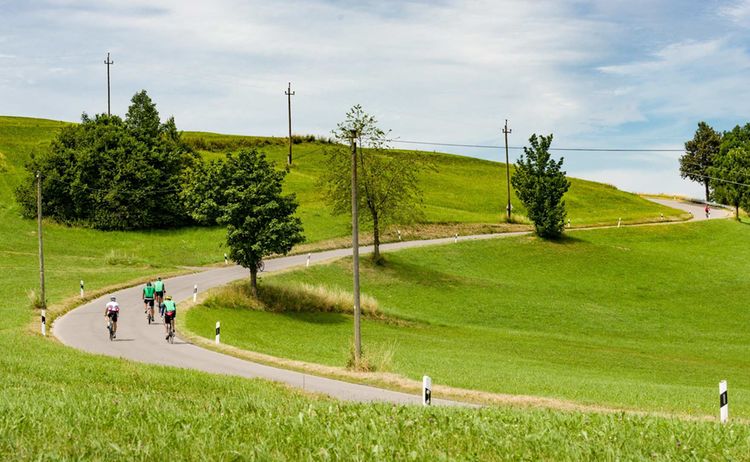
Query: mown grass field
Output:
[[186, 219, 750, 419], [2, 115, 746, 458]]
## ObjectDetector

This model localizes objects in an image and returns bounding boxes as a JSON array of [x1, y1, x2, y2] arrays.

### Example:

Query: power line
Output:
[[385, 138, 684, 153]]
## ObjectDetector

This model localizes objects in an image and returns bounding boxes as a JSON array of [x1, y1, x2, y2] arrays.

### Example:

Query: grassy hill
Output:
[[186, 219, 750, 419], [0, 116, 684, 245], [3, 115, 742, 458]]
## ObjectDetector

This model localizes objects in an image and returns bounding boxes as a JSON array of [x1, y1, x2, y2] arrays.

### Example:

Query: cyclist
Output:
[[143, 281, 155, 321], [104, 296, 120, 338], [154, 277, 165, 307], [163, 295, 177, 340]]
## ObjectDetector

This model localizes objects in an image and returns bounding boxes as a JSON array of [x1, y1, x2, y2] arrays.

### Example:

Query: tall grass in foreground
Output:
[[2, 334, 749, 461]]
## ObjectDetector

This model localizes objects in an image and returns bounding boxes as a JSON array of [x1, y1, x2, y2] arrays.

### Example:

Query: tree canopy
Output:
[[511, 134, 570, 239], [706, 123, 750, 218], [680, 122, 721, 202], [217, 150, 304, 295], [15, 90, 195, 230], [322, 105, 424, 262]]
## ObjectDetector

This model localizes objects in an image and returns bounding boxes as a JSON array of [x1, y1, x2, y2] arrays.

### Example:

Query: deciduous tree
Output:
[[709, 146, 750, 219], [218, 150, 304, 296], [323, 105, 424, 262], [511, 134, 570, 239], [680, 122, 721, 202]]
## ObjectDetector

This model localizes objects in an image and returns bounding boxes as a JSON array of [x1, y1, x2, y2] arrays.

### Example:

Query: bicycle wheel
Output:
[[257, 260, 265, 273], [108, 322, 114, 341]]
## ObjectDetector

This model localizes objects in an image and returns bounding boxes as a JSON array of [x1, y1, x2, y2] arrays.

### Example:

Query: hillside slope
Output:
[[0, 116, 684, 246]]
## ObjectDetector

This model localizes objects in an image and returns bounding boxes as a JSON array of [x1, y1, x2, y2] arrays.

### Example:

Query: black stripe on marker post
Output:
[[721, 391, 728, 407]]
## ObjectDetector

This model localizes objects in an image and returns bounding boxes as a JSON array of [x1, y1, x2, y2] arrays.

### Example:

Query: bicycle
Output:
[[166, 319, 175, 344], [257, 260, 265, 273], [107, 318, 114, 341], [145, 303, 154, 325]]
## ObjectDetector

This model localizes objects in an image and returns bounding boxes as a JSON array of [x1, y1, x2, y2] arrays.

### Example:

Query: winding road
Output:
[[53, 199, 729, 406]]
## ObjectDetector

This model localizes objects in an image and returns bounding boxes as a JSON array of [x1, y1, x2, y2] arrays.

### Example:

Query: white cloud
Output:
[[720, 0, 750, 23], [1, 1, 749, 194]]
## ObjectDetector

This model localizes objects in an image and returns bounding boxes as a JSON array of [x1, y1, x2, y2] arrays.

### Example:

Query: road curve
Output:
[[53, 199, 726, 405]]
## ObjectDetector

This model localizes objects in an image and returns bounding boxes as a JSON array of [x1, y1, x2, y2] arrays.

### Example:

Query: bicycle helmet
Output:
[[165, 295, 172, 300], [110, 296, 116, 301]]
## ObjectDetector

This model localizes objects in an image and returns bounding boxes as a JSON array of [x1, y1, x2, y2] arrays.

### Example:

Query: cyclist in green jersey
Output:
[[154, 277, 165, 307], [143, 281, 156, 321], [163, 296, 177, 340]]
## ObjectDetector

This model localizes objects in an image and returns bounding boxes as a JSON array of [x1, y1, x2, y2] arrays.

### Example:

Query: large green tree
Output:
[[323, 105, 424, 262], [709, 146, 750, 219], [679, 122, 721, 202], [217, 150, 304, 296], [16, 91, 194, 230], [511, 134, 570, 239]]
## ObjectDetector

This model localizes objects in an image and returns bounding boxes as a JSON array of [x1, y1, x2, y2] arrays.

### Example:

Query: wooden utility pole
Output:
[[351, 134, 361, 362], [36, 172, 46, 311], [285, 82, 295, 166], [503, 119, 512, 221], [104, 52, 114, 116]]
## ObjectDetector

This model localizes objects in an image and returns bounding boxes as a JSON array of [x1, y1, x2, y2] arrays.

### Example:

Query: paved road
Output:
[[54, 199, 726, 405]]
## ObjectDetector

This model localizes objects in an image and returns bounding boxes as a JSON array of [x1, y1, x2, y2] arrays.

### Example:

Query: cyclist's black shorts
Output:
[[144, 298, 154, 307], [155, 291, 164, 298], [107, 312, 119, 322], [165, 313, 175, 324]]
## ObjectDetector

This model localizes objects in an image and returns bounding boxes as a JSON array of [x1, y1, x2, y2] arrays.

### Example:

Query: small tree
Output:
[[680, 122, 721, 202], [323, 105, 424, 262], [511, 134, 570, 239], [708, 146, 750, 219], [219, 150, 304, 296]]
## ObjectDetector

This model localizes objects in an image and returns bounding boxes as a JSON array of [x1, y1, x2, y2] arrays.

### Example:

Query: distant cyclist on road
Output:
[[163, 295, 177, 340], [154, 277, 165, 307], [143, 281, 155, 320], [705, 204, 711, 218], [104, 296, 120, 338]]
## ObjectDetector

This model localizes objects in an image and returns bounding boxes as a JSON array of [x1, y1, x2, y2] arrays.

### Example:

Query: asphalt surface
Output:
[[53, 199, 726, 406]]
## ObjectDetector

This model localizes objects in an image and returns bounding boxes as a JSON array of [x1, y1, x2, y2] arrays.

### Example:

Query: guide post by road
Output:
[[422, 376, 432, 406], [720, 380, 728, 423]]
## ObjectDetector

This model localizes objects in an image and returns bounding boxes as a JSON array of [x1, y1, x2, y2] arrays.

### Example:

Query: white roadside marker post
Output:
[[720, 380, 728, 423], [306, 253, 311, 268], [398, 229, 401, 241], [422, 375, 432, 406], [41, 309, 46, 336], [567, 218, 571, 228], [80, 280, 84, 298], [193, 284, 198, 302], [454, 233, 458, 243], [617, 217, 622, 228], [224, 253, 228, 265], [215, 321, 220, 344]]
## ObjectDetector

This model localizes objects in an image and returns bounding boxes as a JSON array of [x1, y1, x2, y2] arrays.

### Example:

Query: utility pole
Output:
[[285, 82, 295, 166], [503, 119, 512, 222], [36, 172, 46, 312], [104, 52, 114, 116], [350, 133, 361, 362]]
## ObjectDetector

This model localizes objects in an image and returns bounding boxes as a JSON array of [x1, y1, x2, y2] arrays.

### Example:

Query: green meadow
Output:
[[186, 219, 750, 418], [2, 115, 746, 458]]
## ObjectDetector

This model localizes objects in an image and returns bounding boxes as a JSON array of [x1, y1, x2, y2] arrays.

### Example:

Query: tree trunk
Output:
[[372, 211, 380, 262], [704, 180, 710, 203], [250, 267, 258, 297]]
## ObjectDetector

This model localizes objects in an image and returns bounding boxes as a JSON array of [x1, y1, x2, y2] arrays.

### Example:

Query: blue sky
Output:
[[2, 0, 750, 196]]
